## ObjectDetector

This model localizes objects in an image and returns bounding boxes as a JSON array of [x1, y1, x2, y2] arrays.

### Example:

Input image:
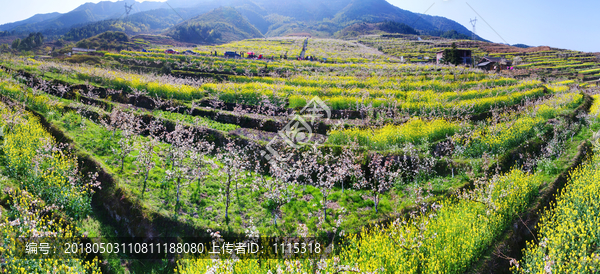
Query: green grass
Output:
[[78, 209, 173, 273], [48, 110, 461, 236], [150, 110, 240, 132]]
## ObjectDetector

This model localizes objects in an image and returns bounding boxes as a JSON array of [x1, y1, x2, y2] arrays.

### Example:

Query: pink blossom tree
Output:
[[253, 149, 297, 226], [355, 153, 399, 213]]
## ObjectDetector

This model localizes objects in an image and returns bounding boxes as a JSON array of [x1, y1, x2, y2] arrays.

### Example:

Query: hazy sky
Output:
[[1, 0, 597, 52]]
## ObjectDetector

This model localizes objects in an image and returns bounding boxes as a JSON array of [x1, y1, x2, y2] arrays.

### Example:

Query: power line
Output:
[[466, 2, 508, 44]]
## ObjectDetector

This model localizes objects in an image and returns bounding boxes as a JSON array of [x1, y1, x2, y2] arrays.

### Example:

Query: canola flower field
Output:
[[0, 36, 598, 274], [0, 101, 101, 273], [514, 98, 600, 274], [516, 152, 600, 274]]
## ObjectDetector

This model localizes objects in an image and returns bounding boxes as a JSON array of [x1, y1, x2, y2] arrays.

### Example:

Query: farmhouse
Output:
[[33, 55, 51, 60], [477, 56, 512, 70], [287, 32, 312, 38], [72, 47, 97, 53], [436, 49, 472, 65]]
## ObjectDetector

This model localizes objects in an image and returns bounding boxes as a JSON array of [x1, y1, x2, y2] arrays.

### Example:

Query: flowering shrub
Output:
[[535, 92, 583, 119]]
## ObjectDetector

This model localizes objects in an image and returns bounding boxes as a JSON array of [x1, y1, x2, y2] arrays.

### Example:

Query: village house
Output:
[[477, 56, 513, 70], [436, 49, 472, 65]]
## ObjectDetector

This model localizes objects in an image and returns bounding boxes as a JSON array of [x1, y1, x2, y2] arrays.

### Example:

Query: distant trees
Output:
[[11, 39, 19, 50], [0, 44, 10, 53], [75, 31, 138, 51], [170, 23, 222, 44], [379, 20, 418, 35], [440, 30, 471, 40], [65, 20, 127, 41], [64, 20, 148, 42], [11, 32, 44, 51], [0, 30, 14, 37], [512, 44, 531, 49]]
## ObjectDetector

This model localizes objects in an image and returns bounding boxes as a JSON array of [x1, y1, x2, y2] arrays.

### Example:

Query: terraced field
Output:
[[0, 37, 598, 273], [360, 35, 600, 86]]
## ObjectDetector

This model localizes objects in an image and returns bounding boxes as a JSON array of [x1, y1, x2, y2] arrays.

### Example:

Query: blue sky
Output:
[[0, 0, 166, 25], [388, 0, 599, 52], [1, 0, 598, 52]]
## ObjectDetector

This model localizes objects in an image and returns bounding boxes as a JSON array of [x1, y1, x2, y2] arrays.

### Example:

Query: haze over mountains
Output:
[[0, 0, 484, 44]]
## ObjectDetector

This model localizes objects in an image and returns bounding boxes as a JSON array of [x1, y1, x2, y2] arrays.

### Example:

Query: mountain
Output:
[[330, 0, 478, 38], [62, 8, 192, 41], [166, 7, 263, 44], [512, 44, 531, 49], [213, 0, 480, 39], [75, 31, 146, 51], [6, 0, 165, 34], [336, 21, 418, 39], [1, 0, 484, 44], [0, 13, 61, 31], [240, 0, 344, 22], [416, 14, 476, 38]]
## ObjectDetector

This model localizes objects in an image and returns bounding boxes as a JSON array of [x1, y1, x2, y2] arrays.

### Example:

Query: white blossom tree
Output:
[[133, 120, 164, 198], [216, 141, 250, 224], [134, 136, 158, 198], [105, 109, 138, 174], [162, 123, 212, 209]]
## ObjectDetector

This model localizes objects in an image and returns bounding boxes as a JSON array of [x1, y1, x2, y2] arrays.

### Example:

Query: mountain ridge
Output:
[[166, 6, 263, 44], [5, 0, 166, 33], [1, 0, 485, 43]]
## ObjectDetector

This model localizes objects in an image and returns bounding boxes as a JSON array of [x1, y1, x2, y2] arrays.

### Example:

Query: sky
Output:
[[0, 0, 166, 25], [0, 0, 598, 52], [387, 0, 599, 52]]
